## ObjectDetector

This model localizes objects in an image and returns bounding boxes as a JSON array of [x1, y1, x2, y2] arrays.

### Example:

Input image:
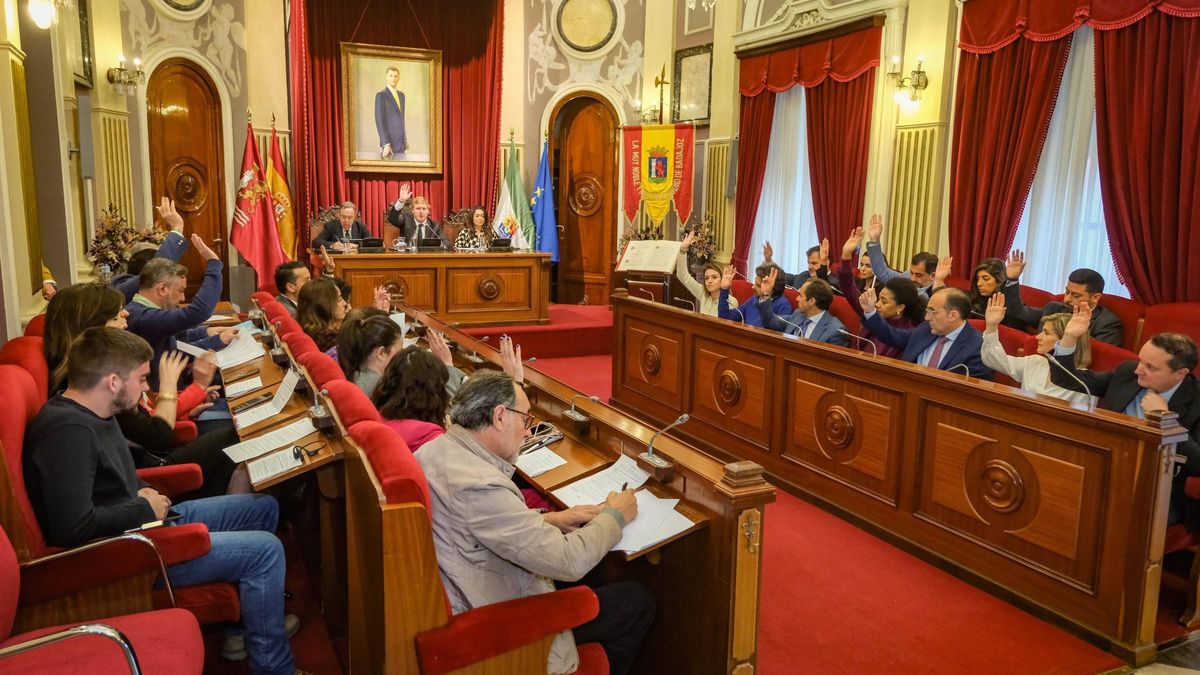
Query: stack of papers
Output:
[[234, 369, 300, 428], [612, 491, 694, 553], [248, 447, 302, 483], [223, 417, 316, 462], [232, 319, 264, 336], [551, 455, 649, 507], [225, 376, 264, 398], [175, 332, 263, 369], [515, 447, 567, 477]]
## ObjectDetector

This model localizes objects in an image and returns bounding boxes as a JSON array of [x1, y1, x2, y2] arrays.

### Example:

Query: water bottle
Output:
[[99, 263, 112, 284]]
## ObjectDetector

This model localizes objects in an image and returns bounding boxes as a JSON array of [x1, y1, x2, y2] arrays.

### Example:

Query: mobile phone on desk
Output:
[[232, 392, 272, 414], [125, 512, 183, 533]]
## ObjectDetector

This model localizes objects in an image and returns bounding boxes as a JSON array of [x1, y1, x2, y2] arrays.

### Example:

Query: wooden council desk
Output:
[[326, 250, 550, 326], [608, 290, 1187, 665]]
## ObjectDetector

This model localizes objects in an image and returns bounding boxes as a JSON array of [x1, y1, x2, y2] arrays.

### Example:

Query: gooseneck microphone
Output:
[[465, 335, 490, 365], [946, 363, 970, 377], [729, 306, 745, 323], [564, 394, 601, 423], [1043, 353, 1094, 409], [837, 329, 877, 355], [774, 313, 808, 339], [673, 296, 696, 312], [635, 288, 655, 302], [641, 414, 689, 469]]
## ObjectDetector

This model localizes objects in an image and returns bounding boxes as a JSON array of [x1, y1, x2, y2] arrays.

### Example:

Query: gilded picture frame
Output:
[[340, 42, 443, 174]]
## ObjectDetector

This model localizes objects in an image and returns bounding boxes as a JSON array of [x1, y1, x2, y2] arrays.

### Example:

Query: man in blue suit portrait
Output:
[[375, 66, 407, 160]]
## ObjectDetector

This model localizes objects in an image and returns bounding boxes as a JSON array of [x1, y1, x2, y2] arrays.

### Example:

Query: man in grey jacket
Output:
[[416, 371, 653, 675]]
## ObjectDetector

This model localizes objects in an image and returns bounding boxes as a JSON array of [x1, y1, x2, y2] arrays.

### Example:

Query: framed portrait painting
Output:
[[340, 43, 443, 174]]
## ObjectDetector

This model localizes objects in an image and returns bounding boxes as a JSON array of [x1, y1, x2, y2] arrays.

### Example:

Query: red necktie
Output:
[[926, 336, 950, 368]]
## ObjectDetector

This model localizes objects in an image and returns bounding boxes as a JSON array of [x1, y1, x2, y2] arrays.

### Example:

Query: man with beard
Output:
[[22, 328, 305, 675]]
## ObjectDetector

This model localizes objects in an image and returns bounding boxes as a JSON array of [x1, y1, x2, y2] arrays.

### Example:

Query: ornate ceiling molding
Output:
[[735, 0, 906, 53]]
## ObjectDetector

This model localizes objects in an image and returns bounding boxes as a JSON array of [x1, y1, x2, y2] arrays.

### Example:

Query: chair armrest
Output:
[[0, 624, 140, 673], [415, 585, 599, 675], [140, 522, 212, 565], [18, 533, 167, 606], [136, 464, 203, 496], [171, 420, 198, 445]]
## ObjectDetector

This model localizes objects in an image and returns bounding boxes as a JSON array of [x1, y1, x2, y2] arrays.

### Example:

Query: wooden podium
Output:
[[327, 251, 551, 326]]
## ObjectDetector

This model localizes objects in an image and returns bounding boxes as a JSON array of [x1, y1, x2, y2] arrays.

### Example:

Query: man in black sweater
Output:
[[23, 328, 304, 674]]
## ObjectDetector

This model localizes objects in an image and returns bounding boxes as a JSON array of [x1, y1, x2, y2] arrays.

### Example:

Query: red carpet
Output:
[[462, 304, 612, 359], [758, 491, 1123, 674], [529, 355, 613, 402]]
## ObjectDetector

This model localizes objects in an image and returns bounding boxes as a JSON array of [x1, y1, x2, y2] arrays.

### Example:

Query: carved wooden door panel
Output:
[[553, 95, 617, 304], [147, 58, 227, 296]]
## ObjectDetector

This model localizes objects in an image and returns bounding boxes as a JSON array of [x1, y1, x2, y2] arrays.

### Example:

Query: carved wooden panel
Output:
[[691, 337, 772, 452], [147, 58, 226, 296], [553, 95, 618, 304], [444, 268, 531, 312], [342, 269, 437, 310], [917, 405, 1107, 589], [621, 317, 683, 408], [781, 364, 903, 504]]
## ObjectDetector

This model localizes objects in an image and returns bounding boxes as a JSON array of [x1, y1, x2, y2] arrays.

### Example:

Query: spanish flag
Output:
[[266, 126, 296, 260]]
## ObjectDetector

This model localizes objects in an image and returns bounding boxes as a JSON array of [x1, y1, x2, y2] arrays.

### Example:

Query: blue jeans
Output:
[[167, 494, 294, 675]]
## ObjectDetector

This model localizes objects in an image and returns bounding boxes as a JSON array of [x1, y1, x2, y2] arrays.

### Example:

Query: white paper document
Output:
[[614, 491, 681, 553], [390, 312, 407, 334], [515, 447, 568, 478], [233, 319, 263, 336], [615, 240, 680, 274], [234, 369, 299, 428], [204, 314, 234, 323], [225, 376, 264, 398], [551, 455, 650, 508], [248, 446, 303, 483], [173, 341, 206, 358], [215, 333, 264, 369], [223, 418, 316, 463]]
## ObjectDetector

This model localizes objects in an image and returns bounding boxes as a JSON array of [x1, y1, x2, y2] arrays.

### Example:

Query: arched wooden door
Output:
[[551, 94, 619, 304], [147, 58, 227, 296]]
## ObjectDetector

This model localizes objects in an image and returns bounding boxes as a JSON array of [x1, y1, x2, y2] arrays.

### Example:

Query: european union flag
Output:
[[531, 140, 559, 263]]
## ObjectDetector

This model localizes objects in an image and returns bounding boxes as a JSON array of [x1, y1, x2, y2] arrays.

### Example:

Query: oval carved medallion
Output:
[[569, 174, 602, 217], [980, 459, 1024, 513], [641, 344, 661, 376], [477, 276, 503, 301]]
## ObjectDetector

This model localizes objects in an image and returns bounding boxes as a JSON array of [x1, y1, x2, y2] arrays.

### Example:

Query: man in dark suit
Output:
[[375, 66, 407, 160], [1049, 302, 1199, 525], [759, 278, 849, 346], [760, 240, 831, 289], [1002, 263, 1124, 346], [386, 194, 451, 250], [860, 286, 994, 380], [272, 261, 310, 317], [311, 202, 371, 252]]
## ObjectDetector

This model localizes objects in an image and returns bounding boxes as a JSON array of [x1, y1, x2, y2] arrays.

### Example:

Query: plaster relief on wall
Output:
[[526, 0, 643, 108], [123, 0, 246, 96]]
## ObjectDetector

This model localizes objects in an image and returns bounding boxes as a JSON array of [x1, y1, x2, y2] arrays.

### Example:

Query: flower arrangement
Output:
[[683, 214, 716, 267], [87, 204, 166, 274]]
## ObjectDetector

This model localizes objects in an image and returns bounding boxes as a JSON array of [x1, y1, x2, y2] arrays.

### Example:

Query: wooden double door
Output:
[[551, 94, 619, 305]]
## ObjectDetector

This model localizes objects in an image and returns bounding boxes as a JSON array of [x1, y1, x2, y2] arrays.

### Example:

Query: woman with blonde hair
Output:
[[981, 293, 1096, 406]]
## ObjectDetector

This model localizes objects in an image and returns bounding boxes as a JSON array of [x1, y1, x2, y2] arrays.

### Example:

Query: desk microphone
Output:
[[672, 296, 696, 312], [465, 335, 489, 365], [311, 388, 336, 435], [837, 329, 877, 355], [946, 363, 970, 377], [635, 288, 655, 302], [1043, 353, 1095, 409], [641, 413, 689, 469], [773, 313, 808, 339], [526, 357, 537, 364], [564, 394, 601, 423], [728, 306, 745, 323]]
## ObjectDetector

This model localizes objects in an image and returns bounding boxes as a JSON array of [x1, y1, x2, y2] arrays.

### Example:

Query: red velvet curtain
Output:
[[805, 71, 876, 247], [959, 0, 1200, 53], [947, 38, 1070, 271], [731, 92, 777, 274], [288, 0, 503, 242], [1094, 12, 1200, 303], [731, 26, 881, 274]]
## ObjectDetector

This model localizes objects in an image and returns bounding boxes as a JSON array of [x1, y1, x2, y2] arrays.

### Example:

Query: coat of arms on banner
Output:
[[622, 124, 695, 227]]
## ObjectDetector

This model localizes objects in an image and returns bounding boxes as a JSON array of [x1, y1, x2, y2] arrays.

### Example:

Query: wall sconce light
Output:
[[28, 0, 56, 29], [887, 55, 929, 105], [107, 55, 145, 96]]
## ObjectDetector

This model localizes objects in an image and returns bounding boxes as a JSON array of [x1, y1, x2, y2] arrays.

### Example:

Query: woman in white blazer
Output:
[[981, 293, 1097, 407]]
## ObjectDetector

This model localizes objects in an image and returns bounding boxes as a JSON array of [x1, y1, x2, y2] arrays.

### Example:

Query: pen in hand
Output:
[[621, 482, 628, 491]]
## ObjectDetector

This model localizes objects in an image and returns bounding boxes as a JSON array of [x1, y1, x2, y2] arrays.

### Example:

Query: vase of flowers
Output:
[[683, 214, 716, 270], [87, 204, 166, 277]]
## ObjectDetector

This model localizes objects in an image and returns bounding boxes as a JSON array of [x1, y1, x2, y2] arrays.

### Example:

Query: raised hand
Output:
[[721, 265, 734, 290], [397, 182, 412, 204], [680, 231, 695, 253], [984, 292, 1006, 330], [500, 335, 524, 384], [373, 285, 391, 311], [867, 214, 883, 243], [157, 351, 189, 394], [858, 286, 878, 314], [758, 267, 779, 297], [762, 241, 774, 264], [819, 238, 831, 267], [320, 245, 336, 274], [842, 227, 864, 260], [1062, 301, 1092, 345], [156, 196, 185, 233], [191, 234, 218, 261], [934, 255, 953, 286], [427, 330, 454, 367], [191, 351, 218, 389], [1006, 249, 1026, 280]]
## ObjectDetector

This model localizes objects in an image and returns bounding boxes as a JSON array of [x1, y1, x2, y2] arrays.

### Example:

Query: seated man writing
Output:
[[22, 327, 303, 675], [860, 285, 993, 380], [416, 371, 654, 675]]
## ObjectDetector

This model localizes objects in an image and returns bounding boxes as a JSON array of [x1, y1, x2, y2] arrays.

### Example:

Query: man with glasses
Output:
[[859, 286, 993, 380], [415, 371, 654, 675]]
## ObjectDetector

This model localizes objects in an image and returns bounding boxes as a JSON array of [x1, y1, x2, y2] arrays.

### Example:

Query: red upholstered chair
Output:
[[343, 420, 608, 675], [1018, 284, 1057, 310], [944, 275, 971, 291], [1087, 340, 1138, 373], [276, 312, 301, 336], [263, 301, 290, 326], [21, 315, 44, 338], [967, 320, 1018, 387], [0, 364, 239, 629], [1140, 303, 1200, 351], [251, 291, 275, 308], [828, 295, 861, 336], [1095, 294, 1145, 351], [0, 337, 49, 402], [324, 380, 380, 427], [296, 351, 347, 389], [0, 524, 205, 674], [730, 279, 754, 305], [782, 286, 800, 310], [281, 329, 319, 358], [1164, 478, 1200, 627]]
